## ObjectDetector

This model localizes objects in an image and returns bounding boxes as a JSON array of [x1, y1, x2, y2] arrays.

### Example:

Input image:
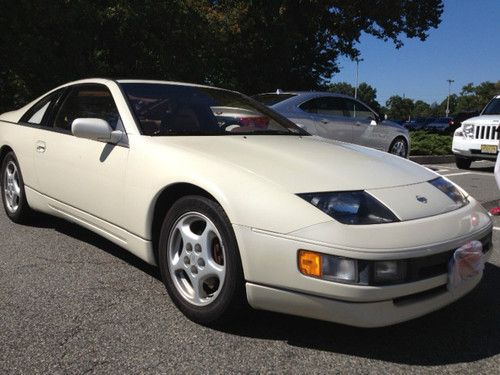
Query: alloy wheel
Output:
[[167, 212, 226, 306], [3, 161, 21, 213]]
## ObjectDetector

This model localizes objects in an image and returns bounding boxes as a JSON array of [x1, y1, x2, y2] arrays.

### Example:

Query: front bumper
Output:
[[234, 200, 493, 327], [246, 274, 481, 328], [452, 136, 498, 160]]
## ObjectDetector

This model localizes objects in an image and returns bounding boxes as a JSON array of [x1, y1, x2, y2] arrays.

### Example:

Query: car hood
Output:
[[463, 114, 500, 125], [151, 135, 436, 193]]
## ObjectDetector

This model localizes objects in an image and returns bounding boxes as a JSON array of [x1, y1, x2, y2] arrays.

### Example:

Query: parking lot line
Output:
[[443, 172, 471, 177], [494, 227, 500, 231]]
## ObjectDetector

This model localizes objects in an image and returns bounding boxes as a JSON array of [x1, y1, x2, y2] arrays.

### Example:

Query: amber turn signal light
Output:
[[298, 250, 322, 277]]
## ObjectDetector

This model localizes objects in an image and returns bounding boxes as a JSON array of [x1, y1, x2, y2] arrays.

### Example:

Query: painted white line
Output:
[[493, 227, 500, 231], [443, 171, 494, 177], [443, 172, 472, 177]]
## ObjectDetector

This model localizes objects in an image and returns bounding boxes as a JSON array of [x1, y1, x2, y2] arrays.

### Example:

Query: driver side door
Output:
[[299, 96, 352, 142], [34, 83, 130, 231], [343, 98, 387, 150]]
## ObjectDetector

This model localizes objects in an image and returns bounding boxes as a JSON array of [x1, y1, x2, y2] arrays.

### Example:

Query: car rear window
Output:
[[252, 93, 296, 106]]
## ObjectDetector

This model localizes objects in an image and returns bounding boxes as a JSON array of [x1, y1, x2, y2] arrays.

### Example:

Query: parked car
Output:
[[425, 117, 455, 133], [452, 95, 500, 169], [0, 79, 493, 327], [253, 91, 410, 158], [402, 117, 433, 131], [453, 111, 480, 128]]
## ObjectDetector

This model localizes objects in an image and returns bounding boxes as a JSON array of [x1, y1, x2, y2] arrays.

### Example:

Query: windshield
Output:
[[482, 98, 500, 115], [120, 83, 307, 136]]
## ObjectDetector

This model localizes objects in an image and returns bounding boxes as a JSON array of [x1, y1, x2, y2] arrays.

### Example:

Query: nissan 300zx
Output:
[[0, 79, 493, 327]]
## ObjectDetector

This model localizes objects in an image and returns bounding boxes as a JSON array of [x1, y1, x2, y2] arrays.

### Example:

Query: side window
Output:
[[299, 97, 347, 117], [344, 99, 373, 120], [20, 90, 64, 126], [53, 85, 121, 132]]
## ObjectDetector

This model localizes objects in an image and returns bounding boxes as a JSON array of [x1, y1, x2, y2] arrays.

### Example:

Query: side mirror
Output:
[[72, 118, 123, 144]]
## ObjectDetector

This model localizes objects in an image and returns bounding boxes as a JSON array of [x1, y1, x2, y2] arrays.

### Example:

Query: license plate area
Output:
[[480, 144, 497, 154], [448, 240, 484, 291]]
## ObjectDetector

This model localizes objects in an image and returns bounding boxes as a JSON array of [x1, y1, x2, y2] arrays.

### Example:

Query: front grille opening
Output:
[[371, 233, 491, 286], [475, 125, 499, 140]]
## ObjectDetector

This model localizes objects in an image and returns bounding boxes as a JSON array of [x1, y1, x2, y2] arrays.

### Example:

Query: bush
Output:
[[410, 131, 452, 156]]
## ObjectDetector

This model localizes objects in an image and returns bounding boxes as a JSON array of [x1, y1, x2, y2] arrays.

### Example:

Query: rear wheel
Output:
[[1, 152, 32, 223], [389, 137, 408, 158], [455, 156, 472, 169], [158, 195, 245, 325]]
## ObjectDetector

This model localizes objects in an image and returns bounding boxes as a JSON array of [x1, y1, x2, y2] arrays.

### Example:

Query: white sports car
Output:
[[0, 79, 494, 327]]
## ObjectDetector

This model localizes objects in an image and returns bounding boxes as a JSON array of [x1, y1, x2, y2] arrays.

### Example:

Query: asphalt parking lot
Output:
[[1, 161, 499, 374]]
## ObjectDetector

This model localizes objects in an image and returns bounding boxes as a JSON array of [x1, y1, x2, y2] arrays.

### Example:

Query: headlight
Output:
[[298, 191, 399, 225], [429, 177, 468, 209], [463, 123, 474, 138], [454, 128, 464, 137]]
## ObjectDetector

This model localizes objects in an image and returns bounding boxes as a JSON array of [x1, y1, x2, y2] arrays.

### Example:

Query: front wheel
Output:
[[455, 156, 472, 169], [1, 151, 32, 223], [388, 137, 408, 158], [158, 196, 245, 325]]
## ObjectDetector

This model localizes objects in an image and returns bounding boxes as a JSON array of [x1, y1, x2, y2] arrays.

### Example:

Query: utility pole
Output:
[[446, 79, 454, 117], [354, 58, 363, 99]]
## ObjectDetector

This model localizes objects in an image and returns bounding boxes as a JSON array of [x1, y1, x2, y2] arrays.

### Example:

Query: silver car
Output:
[[254, 91, 410, 157]]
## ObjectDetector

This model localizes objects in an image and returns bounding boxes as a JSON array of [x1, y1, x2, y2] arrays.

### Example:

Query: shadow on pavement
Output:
[[28, 213, 160, 280], [217, 263, 500, 366], [26, 212, 500, 366], [470, 165, 494, 173]]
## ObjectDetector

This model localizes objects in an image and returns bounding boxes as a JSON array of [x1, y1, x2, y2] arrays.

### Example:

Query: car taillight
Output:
[[448, 120, 454, 126], [239, 116, 270, 128]]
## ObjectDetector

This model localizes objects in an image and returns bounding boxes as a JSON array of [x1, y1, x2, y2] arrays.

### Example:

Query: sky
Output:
[[333, 0, 500, 106]]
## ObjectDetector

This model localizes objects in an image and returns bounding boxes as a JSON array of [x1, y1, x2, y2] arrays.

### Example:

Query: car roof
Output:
[[256, 91, 355, 100]]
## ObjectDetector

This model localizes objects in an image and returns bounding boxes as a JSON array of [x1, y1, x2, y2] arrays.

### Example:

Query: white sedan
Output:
[[0, 79, 493, 327]]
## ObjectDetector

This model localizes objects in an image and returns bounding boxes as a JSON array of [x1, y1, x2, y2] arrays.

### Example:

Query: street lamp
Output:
[[446, 79, 454, 117], [354, 58, 363, 99]]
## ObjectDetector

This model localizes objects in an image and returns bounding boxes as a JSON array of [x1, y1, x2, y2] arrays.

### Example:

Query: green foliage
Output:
[[384, 81, 499, 121], [456, 81, 500, 112], [0, 0, 444, 112], [410, 131, 452, 155], [385, 95, 415, 120]]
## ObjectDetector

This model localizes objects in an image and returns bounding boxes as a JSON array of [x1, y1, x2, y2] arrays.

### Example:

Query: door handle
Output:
[[36, 141, 46, 153]]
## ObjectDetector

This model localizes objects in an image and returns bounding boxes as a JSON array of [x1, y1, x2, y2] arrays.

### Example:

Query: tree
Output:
[[327, 82, 355, 96], [412, 100, 432, 118], [0, 0, 444, 112], [455, 81, 500, 113], [385, 95, 414, 121]]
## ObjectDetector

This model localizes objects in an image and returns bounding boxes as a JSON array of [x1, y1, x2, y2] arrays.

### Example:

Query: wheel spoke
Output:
[[198, 221, 217, 257], [6, 168, 14, 180], [12, 179, 21, 196], [179, 221, 198, 243]]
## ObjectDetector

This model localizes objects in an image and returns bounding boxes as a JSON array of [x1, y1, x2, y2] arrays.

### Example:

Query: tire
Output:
[[455, 156, 472, 170], [158, 195, 245, 325], [1, 151, 32, 223], [388, 137, 408, 158]]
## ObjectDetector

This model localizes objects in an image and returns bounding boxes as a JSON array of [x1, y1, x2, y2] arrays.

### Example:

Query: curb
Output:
[[409, 155, 455, 164]]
